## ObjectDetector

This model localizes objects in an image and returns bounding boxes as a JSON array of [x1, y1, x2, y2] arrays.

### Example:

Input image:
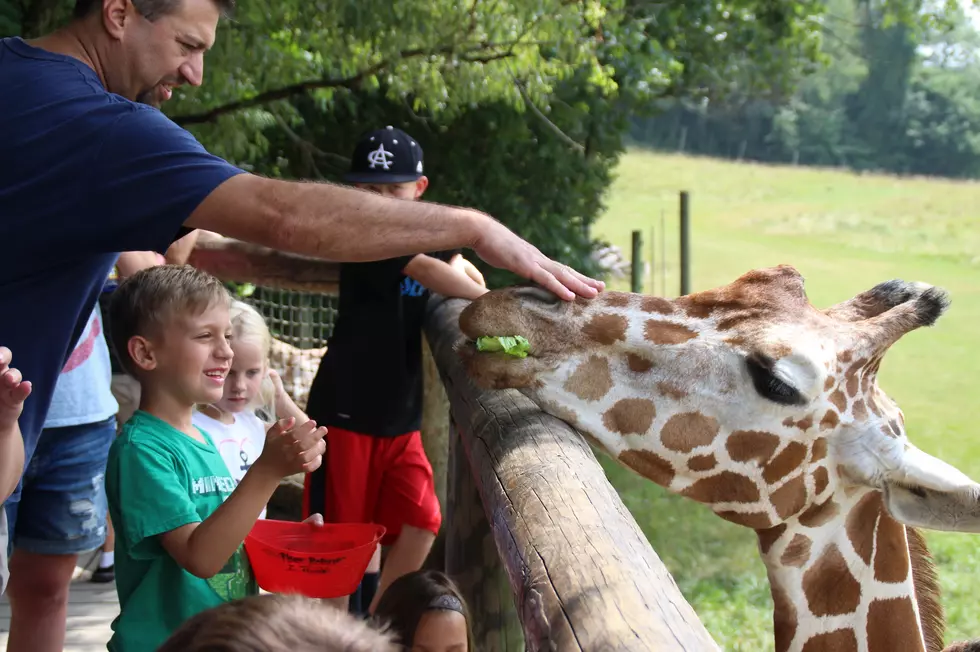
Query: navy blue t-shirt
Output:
[[0, 37, 244, 467]]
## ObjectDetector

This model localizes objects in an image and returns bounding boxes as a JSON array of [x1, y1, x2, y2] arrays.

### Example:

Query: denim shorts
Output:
[[3, 415, 116, 556]]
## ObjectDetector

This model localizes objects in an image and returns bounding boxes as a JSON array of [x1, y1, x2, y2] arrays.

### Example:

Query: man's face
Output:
[[111, 0, 220, 106]]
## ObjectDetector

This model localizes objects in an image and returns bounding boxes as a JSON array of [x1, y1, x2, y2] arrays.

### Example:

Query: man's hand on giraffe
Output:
[[469, 214, 604, 301]]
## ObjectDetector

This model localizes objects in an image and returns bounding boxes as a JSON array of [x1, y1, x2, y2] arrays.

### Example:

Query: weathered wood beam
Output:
[[187, 234, 340, 294], [424, 295, 719, 652]]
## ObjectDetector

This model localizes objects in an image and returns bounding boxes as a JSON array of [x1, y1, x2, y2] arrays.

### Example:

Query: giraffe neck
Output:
[[758, 488, 940, 652]]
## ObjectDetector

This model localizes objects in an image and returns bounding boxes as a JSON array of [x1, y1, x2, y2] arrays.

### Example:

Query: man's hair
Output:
[[156, 594, 398, 652], [372, 570, 474, 649], [74, 0, 235, 21], [108, 264, 230, 376]]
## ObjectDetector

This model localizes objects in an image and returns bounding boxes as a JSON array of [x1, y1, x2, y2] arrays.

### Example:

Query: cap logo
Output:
[[367, 144, 394, 170], [416, 161, 423, 173]]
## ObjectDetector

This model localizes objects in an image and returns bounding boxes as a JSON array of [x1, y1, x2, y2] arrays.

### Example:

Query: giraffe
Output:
[[456, 265, 980, 652]]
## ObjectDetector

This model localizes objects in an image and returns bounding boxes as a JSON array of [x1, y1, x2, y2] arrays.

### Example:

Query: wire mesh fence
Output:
[[240, 286, 338, 409], [244, 286, 339, 350]]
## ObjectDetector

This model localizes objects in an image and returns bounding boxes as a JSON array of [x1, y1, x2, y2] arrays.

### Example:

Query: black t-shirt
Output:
[[305, 249, 460, 437]]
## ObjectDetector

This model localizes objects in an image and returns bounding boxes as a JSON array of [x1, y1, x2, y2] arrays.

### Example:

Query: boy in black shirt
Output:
[[303, 126, 487, 615]]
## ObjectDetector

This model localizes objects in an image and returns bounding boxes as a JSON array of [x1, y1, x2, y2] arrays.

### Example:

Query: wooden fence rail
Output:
[[424, 295, 719, 651]]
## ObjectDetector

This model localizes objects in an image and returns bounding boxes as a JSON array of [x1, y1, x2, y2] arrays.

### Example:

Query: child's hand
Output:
[[452, 255, 486, 288], [303, 513, 324, 526], [0, 347, 31, 434], [267, 369, 289, 415], [254, 417, 327, 479]]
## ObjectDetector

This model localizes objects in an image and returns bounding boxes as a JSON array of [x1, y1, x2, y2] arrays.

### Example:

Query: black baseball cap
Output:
[[344, 125, 424, 184]]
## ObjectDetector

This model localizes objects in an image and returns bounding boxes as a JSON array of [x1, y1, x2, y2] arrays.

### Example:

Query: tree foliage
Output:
[[630, 0, 980, 179]]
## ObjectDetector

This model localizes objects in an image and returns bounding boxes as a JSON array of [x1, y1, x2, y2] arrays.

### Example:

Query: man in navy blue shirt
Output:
[[0, 0, 604, 648]]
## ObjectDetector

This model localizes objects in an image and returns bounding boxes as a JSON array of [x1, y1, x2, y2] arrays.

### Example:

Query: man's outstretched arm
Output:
[[185, 174, 603, 301]]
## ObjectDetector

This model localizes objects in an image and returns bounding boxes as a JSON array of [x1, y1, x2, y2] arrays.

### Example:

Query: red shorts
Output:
[[302, 427, 442, 547]]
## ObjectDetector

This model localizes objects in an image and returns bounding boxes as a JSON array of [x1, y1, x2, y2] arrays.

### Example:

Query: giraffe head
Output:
[[459, 265, 979, 536]]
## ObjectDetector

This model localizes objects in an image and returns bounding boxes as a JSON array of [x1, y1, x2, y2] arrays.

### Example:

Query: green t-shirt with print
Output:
[[105, 410, 258, 652]]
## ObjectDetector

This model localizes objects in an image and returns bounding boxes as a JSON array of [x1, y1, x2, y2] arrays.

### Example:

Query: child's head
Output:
[[345, 125, 428, 200], [109, 264, 232, 406], [215, 300, 274, 415], [373, 570, 473, 652], [156, 593, 398, 652]]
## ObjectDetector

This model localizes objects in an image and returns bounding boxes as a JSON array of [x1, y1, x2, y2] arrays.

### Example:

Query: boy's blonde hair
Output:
[[228, 299, 276, 417], [108, 265, 230, 377], [156, 593, 398, 652]]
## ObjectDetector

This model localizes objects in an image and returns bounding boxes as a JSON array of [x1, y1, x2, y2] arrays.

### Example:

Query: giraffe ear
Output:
[[824, 279, 937, 322], [880, 445, 980, 533]]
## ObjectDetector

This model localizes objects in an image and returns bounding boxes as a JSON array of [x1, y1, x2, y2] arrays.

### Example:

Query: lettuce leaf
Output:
[[475, 335, 530, 358]]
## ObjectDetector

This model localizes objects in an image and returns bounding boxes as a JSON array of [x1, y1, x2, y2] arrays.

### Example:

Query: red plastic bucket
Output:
[[244, 519, 385, 599]]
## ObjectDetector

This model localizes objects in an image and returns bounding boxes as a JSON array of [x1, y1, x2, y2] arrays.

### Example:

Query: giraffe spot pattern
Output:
[[757, 524, 787, 555], [846, 372, 860, 397], [846, 492, 882, 566], [820, 410, 839, 430], [640, 296, 675, 315], [874, 510, 910, 583], [810, 438, 828, 462], [602, 292, 631, 308], [716, 510, 773, 529], [838, 350, 853, 363], [798, 499, 839, 528], [802, 544, 862, 616], [626, 353, 654, 373], [643, 319, 697, 344], [726, 430, 781, 464], [583, 312, 628, 345], [823, 376, 836, 391], [656, 381, 687, 400], [619, 450, 674, 487], [867, 598, 924, 652], [829, 389, 847, 412], [782, 415, 813, 431], [681, 471, 760, 505], [563, 355, 613, 402], [687, 454, 718, 472], [780, 533, 812, 567], [800, 629, 858, 652], [602, 398, 656, 435], [661, 412, 720, 453], [771, 580, 797, 652], [812, 466, 829, 496], [852, 399, 868, 420], [771, 474, 808, 519], [681, 299, 713, 318], [763, 442, 808, 484]]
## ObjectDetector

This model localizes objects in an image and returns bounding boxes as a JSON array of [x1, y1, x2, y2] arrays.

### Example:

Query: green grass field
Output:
[[591, 149, 980, 650]]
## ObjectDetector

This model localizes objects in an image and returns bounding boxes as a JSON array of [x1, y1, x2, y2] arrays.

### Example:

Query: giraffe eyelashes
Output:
[[745, 355, 806, 406]]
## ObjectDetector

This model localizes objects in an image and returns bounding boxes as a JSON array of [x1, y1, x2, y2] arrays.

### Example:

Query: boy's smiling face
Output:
[[132, 301, 234, 406]]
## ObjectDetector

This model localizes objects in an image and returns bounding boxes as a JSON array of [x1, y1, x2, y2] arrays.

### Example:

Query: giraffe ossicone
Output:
[[457, 265, 980, 652]]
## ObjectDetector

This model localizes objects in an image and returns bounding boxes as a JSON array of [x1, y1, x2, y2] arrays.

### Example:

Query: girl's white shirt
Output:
[[192, 409, 269, 520]]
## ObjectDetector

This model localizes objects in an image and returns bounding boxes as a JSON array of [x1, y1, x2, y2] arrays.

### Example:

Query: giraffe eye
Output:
[[745, 354, 805, 406]]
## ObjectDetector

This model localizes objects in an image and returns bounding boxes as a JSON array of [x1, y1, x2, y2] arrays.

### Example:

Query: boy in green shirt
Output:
[[103, 265, 328, 652]]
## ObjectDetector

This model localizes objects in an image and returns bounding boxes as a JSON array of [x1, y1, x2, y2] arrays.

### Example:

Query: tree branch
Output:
[[172, 42, 529, 126], [512, 77, 586, 153]]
